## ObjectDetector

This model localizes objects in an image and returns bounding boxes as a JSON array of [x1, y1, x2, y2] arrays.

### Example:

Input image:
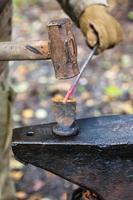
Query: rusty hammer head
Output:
[[47, 18, 79, 79]]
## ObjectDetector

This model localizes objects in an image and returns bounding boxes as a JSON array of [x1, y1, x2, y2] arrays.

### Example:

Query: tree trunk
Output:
[[0, 0, 16, 199]]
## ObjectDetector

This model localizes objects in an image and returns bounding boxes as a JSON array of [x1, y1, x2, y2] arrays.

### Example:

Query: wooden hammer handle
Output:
[[0, 40, 51, 60]]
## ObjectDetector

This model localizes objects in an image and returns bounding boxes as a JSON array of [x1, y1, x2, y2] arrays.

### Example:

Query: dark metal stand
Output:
[[12, 115, 133, 200]]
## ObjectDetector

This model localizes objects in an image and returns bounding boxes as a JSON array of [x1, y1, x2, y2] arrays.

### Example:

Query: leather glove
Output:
[[79, 5, 123, 54]]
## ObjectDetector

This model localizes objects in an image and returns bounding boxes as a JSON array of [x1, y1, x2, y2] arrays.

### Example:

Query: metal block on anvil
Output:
[[12, 115, 133, 200]]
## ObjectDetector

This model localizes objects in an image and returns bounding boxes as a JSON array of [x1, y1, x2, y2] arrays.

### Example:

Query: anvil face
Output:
[[12, 115, 133, 200]]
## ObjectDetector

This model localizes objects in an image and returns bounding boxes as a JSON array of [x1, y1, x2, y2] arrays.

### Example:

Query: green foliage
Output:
[[128, 11, 133, 21], [101, 60, 110, 70], [121, 55, 131, 68], [13, 0, 21, 7], [104, 86, 122, 97], [77, 85, 86, 93], [13, 0, 38, 8]]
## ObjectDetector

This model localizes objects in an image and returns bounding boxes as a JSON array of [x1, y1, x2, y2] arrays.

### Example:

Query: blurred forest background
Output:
[[10, 0, 133, 199]]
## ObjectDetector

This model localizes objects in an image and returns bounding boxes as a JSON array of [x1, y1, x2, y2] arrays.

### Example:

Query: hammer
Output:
[[0, 18, 79, 79]]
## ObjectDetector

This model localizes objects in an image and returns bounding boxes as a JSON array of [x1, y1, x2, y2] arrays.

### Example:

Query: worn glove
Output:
[[79, 5, 123, 54]]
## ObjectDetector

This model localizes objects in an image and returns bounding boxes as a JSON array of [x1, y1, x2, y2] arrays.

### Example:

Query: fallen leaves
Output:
[[22, 108, 34, 119], [104, 86, 123, 98], [119, 101, 133, 114], [14, 82, 29, 93], [33, 180, 45, 192], [10, 171, 24, 181], [16, 191, 27, 199], [28, 194, 42, 200], [35, 109, 48, 119], [10, 158, 24, 170]]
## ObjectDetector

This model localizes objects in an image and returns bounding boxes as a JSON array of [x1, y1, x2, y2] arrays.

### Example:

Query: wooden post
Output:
[[0, 0, 16, 199]]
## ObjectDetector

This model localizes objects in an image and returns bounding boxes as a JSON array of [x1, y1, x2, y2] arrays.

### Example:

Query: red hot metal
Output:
[[52, 95, 78, 136], [63, 44, 98, 103]]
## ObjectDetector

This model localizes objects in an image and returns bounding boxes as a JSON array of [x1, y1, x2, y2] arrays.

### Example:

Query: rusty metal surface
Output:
[[12, 115, 133, 200], [48, 18, 79, 79], [52, 96, 78, 136], [0, 18, 79, 79]]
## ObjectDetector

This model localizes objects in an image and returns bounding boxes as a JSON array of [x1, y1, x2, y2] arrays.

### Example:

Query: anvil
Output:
[[12, 114, 133, 200]]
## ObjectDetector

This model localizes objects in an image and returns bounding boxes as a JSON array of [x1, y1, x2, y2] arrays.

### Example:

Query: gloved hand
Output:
[[79, 5, 123, 54]]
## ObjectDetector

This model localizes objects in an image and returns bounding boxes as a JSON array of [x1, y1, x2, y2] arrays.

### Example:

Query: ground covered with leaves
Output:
[[10, 0, 133, 199]]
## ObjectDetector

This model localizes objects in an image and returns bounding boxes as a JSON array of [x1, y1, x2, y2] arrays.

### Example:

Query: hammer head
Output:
[[48, 18, 79, 79]]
